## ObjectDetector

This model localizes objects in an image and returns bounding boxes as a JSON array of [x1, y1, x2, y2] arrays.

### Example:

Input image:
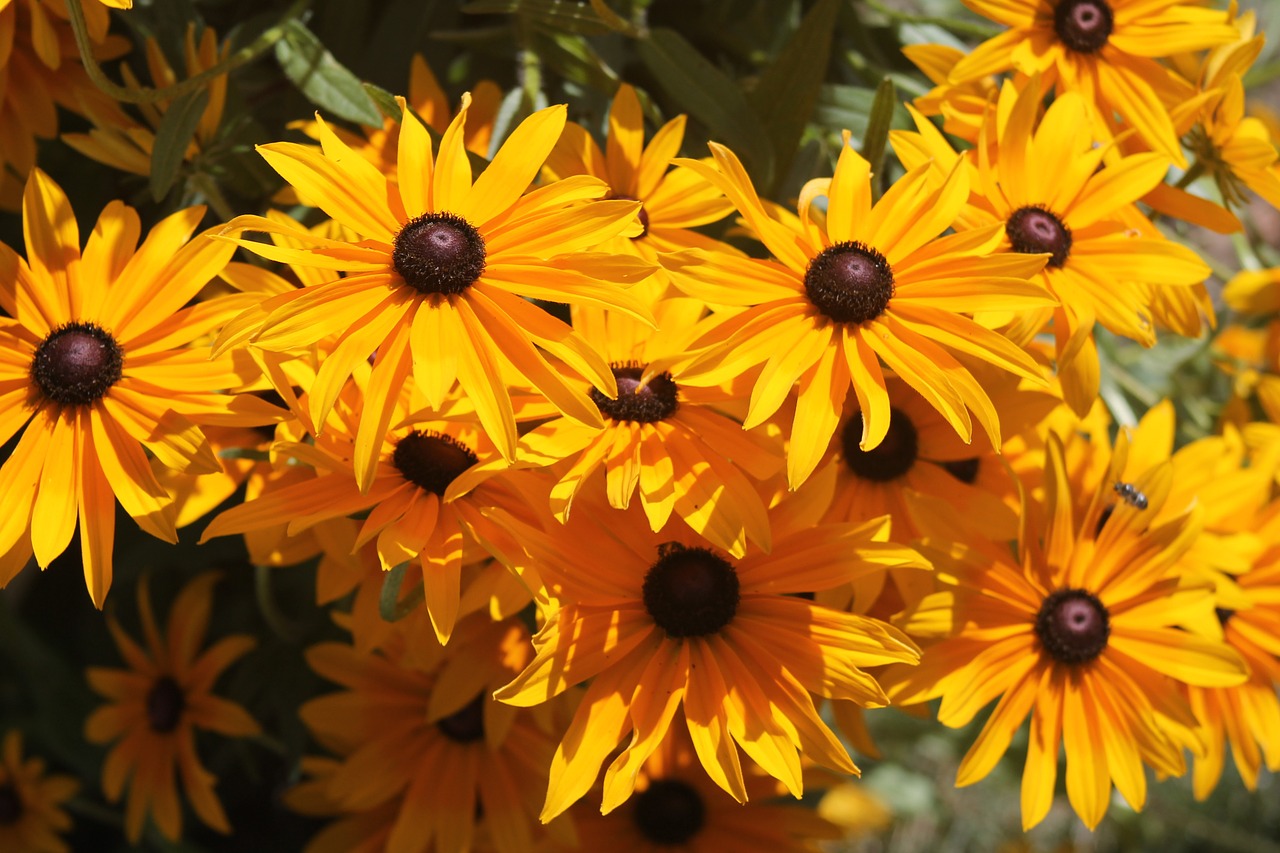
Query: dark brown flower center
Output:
[[590, 365, 679, 423], [1035, 588, 1110, 665], [1006, 206, 1072, 268], [1054, 0, 1114, 54], [30, 321, 124, 406], [842, 409, 918, 482], [941, 457, 980, 484], [392, 431, 478, 496], [146, 675, 186, 733], [804, 241, 894, 325], [0, 783, 21, 826], [642, 543, 739, 638], [633, 779, 706, 845], [392, 212, 486, 296], [436, 693, 486, 743]]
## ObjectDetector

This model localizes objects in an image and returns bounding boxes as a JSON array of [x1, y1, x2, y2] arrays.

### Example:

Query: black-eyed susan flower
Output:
[[494, 496, 925, 820], [218, 94, 656, 473], [0, 0, 126, 208], [0, 731, 78, 853], [62, 24, 229, 178], [0, 170, 282, 605], [516, 298, 781, 558], [555, 728, 841, 853], [543, 83, 735, 277], [199, 378, 537, 644], [662, 137, 1052, 487], [895, 82, 1212, 415], [85, 573, 260, 844], [885, 432, 1248, 830], [294, 611, 563, 853], [948, 0, 1239, 165]]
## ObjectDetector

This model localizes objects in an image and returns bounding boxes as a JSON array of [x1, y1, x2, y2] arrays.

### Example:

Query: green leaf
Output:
[[274, 20, 382, 126], [149, 87, 209, 202], [860, 77, 897, 189], [638, 27, 772, 186], [363, 82, 403, 123], [748, 0, 840, 193], [461, 0, 613, 36]]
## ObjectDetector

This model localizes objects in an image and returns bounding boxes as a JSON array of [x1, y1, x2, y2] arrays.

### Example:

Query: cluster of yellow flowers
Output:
[[3, 0, 1280, 850]]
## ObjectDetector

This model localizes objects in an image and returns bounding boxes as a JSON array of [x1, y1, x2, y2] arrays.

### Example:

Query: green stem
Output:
[[862, 0, 1001, 40], [67, 0, 311, 105], [1173, 159, 1206, 191], [190, 171, 238, 223], [66, 797, 124, 827]]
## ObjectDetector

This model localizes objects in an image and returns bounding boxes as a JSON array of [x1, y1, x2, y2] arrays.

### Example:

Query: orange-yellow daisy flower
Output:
[[543, 83, 735, 276], [949, 0, 1239, 165], [894, 81, 1212, 415], [0, 170, 282, 605], [0, 730, 78, 853], [515, 298, 782, 558], [494, 497, 925, 820], [885, 432, 1248, 830], [199, 378, 536, 644], [558, 728, 841, 852], [218, 95, 655, 477], [294, 611, 563, 853], [63, 24, 229, 178], [661, 137, 1052, 487], [85, 573, 261, 843]]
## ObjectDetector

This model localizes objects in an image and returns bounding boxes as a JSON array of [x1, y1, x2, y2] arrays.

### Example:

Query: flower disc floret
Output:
[[589, 365, 679, 423], [803, 241, 895, 324], [145, 676, 186, 733], [633, 779, 706, 844], [436, 694, 486, 744], [1054, 0, 1115, 54], [842, 409, 918, 482], [642, 543, 740, 638], [392, 430, 479, 496], [391, 211, 487, 296], [30, 321, 124, 406], [1035, 588, 1110, 665], [1006, 205, 1073, 268]]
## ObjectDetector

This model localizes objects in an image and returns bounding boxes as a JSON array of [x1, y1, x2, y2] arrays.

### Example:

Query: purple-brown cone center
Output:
[[1035, 588, 1110, 665], [642, 543, 740, 638], [0, 784, 21, 826], [590, 365, 679, 423], [1054, 0, 1114, 54], [393, 431, 479, 496], [146, 675, 186, 733], [804, 241, 894, 325], [392, 212, 486, 295], [1006, 206, 1073, 268], [30, 321, 124, 406], [437, 693, 486, 743], [633, 779, 706, 845], [842, 408, 918, 482]]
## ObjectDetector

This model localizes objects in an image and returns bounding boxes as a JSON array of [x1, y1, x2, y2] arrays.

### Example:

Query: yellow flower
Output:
[[0, 0, 126, 208], [661, 137, 1052, 488], [543, 83, 735, 287], [0, 730, 78, 853], [494, 497, 925, 821], [218, 95, 656, 476], [0, 170, 282, 605], [63, 24, 230, 178], [85, 573, 260, 843], [557, 728, 842, 852], [293, 612, 562, 853], [895, 81, 1212, 416], [950, 0, 1239, 165], [199, 378, 535, 644], [885, 431, 1248, 830], [516, 297, 782, 558]]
